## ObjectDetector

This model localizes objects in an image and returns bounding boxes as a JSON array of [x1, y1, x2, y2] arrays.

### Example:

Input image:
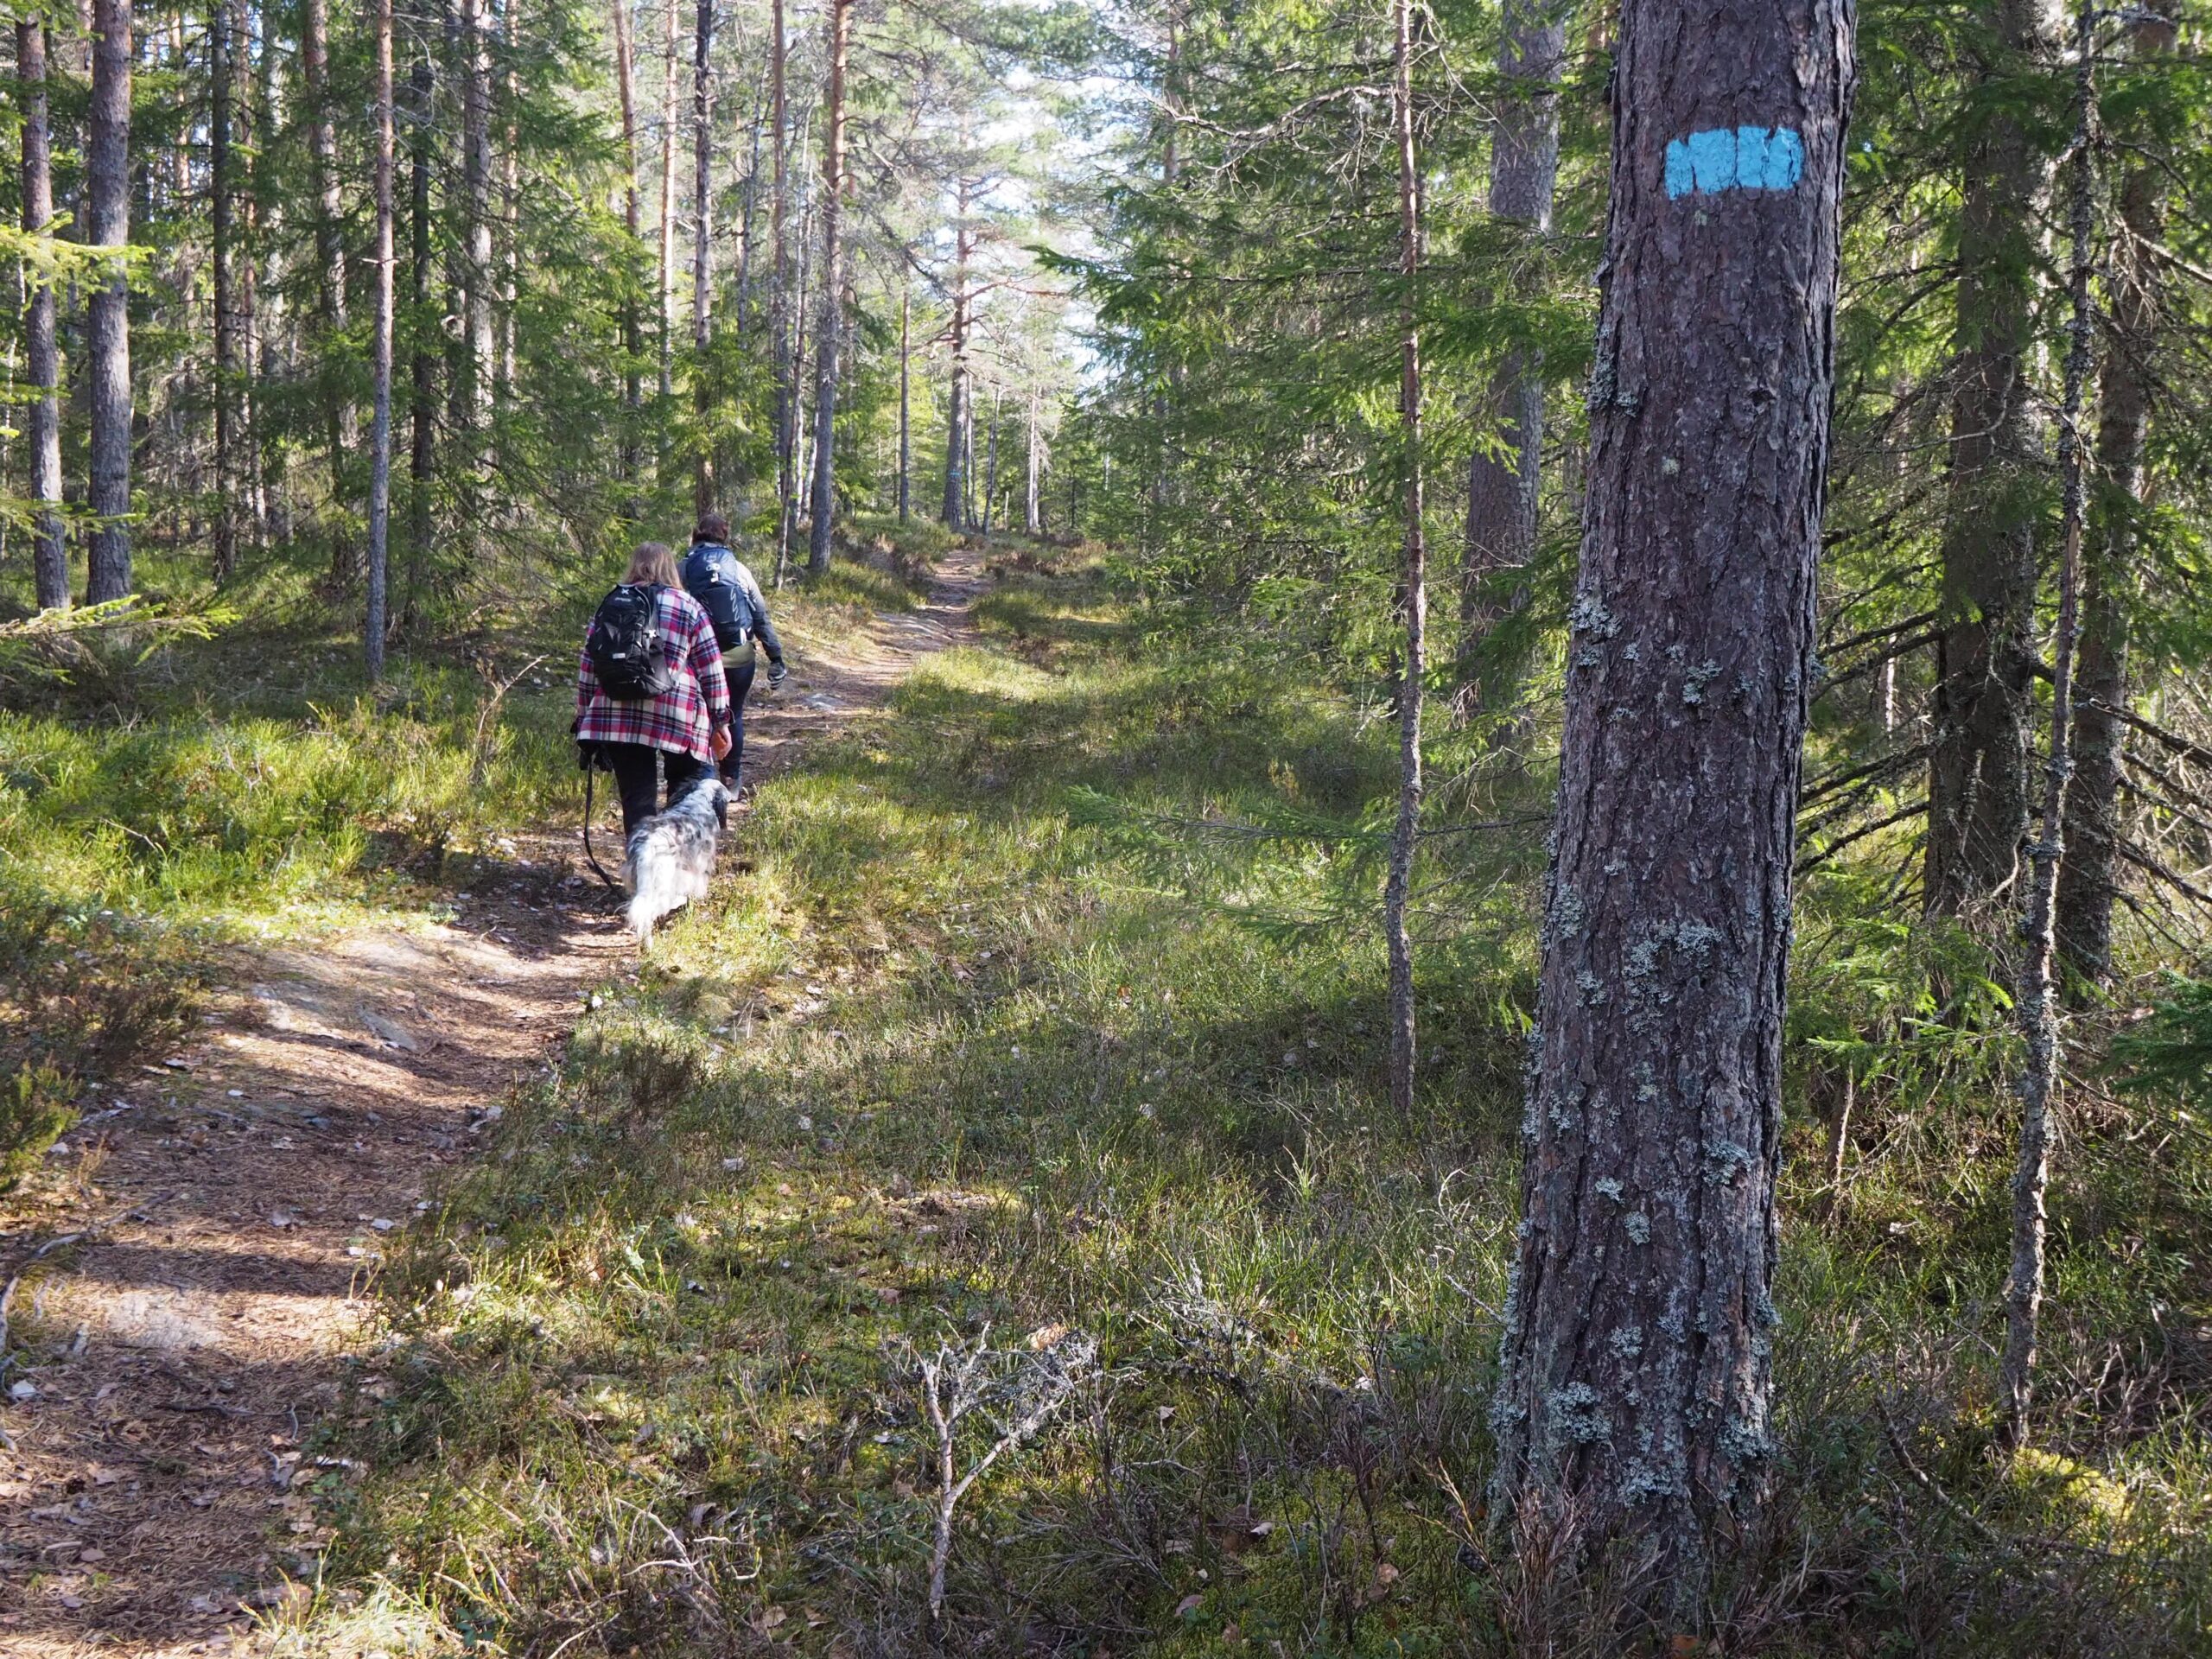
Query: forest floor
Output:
[[0, 548, 987, 1658]]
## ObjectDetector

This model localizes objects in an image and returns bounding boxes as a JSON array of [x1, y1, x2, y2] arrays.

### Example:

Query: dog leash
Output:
[[582, 759, 620, 888]]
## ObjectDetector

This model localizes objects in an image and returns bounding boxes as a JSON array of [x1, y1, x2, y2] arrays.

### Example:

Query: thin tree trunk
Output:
[[1999, 0, 2094, 1454], [238, 0, 267, 547], [691, 0, 715, 514], [367, 0, 397, 678], [1923, 0, 2060, 918], [19, 21, 66, 611], [612, 0, 644, 487], [897, 284, 910, 523], [1490, 0, 1853, 1593], [805, 0, 851, 572], [2056, 10, 2176, 988], [942, 176, 971, 531], [500, 0, 518, 405], [770, 0, 794, 577], [734, 65, 765, 334], [84, 0, 131, 604], [980, 390, 1000, 533], [658, 0, 678, 401], [1024, 387, 1041, 536], [1384, 0, 1426, 1122], [410, 51, 437, 578], [1458, 0, 1564, 709], [212, 0, 241, 582], [1821, 1065, 1855, 1220], [303, 0, 358, 571], [461, 0, 495, 478]]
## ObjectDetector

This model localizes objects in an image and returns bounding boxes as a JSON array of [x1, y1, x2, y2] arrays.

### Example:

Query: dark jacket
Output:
[[679, 542, 785, 664]]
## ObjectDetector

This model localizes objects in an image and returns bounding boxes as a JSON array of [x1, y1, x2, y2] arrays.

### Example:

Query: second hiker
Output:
[[680, 510, 787, 792]]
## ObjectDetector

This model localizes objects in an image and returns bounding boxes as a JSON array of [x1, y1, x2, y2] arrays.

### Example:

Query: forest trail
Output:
[[0, 545, 988, 1658]]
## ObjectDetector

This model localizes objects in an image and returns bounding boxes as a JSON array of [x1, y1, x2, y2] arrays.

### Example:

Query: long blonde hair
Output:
[[625, 541, 680, 587]]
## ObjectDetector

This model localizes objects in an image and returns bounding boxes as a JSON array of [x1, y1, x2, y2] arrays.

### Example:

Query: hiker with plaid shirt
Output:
[[576, 541, 734, 836]]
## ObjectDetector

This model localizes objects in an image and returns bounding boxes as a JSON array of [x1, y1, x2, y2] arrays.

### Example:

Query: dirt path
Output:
[[0, 547, 987, 1658]]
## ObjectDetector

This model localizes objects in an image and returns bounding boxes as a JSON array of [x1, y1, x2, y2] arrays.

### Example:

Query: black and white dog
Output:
[[625, 774, 730, 948]]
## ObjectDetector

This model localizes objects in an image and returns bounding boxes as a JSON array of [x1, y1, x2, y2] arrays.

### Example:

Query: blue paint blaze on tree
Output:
[[1663, 126, 1806, 198]]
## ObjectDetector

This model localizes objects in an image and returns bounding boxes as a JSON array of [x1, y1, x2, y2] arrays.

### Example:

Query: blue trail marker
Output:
[[1663, 126, 1805, 199]]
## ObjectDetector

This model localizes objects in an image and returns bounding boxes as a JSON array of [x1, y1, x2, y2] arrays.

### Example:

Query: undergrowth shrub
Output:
[[0, 1065, 76, 1192]]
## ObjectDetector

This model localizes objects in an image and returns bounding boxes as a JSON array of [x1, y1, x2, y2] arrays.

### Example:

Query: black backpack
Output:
[[681, 544, 751, 652], [586, 583, 677, 699]]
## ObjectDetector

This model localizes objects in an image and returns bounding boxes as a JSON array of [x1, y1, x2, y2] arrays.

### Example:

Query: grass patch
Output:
[[0, 532, 914, 1154], [316, 567, 2212, 1655]]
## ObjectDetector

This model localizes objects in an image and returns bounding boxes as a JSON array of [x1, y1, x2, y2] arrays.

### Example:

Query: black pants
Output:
[[606, 743, 709, 838], [721, 655, 756, 790]]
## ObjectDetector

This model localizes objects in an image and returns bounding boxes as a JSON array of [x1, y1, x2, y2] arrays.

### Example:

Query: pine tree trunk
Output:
[[691, 0, 715, 515], [409, 52, 437, 581], [2055, 12, 2176, 988], [770, 0, 795, 577], [1923, 0, 2059, 918], [304, 0, 358, 571], [942, 181, 971, 532], [1490, 0, 1853, 1595], [980, 391, 1000, 533], [238, 0, 268, 548], [898, 285, 911, 523], [735, 67, 765, 336], [499, 0, 518, 406], [1384, 0, 1427, 1122], [612, 0, 644, 487], [212, 0, 241, 582], [1458, 0, 1563, 708], [461, 0, 495, 480], [19, 21, 66, 612], [83, 0, 131, 604], [1024, 387, 1041, 537], [658, 0, 678, 401], [806, 0, 852, 574], [367, 0, 397, 678]]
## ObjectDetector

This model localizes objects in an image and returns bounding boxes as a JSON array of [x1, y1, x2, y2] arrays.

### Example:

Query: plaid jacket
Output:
[[575, 584, 732, 761]]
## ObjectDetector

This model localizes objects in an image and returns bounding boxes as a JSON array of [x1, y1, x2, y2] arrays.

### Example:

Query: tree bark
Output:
[[304, 0, 357, 560], [367, 0, 397, 678], [84, 0, 132, 604], [1024, 387, 1041, 537], [461, 0, 495, 478], [213, 0, 242, 582], [942, 175, 972, 532], [1923, 0, 2060, 918], [500, 0, 519, 406], [1458, 0, 1564, 708], [980, 389, 1000, 533], [1999, 0, 2094, 1452], [1490, 0, 1854, 1596], [658, 0, 679, 401], [410, 51, 437, 579], [612, 0, 645, 487], [691, 0, 715, 515], [1384, 0, 1427, 1122], [806, 0, 852, 573], [238, 0, 268, 547], [770, 0, 795, 576], [19, 20, 66, 611], [2055, 11, 2176, 988], [898, 284, 911, 523]]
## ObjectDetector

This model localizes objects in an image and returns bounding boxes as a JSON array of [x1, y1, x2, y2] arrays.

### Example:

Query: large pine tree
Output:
[[1490, 0, 1856, 1595]]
